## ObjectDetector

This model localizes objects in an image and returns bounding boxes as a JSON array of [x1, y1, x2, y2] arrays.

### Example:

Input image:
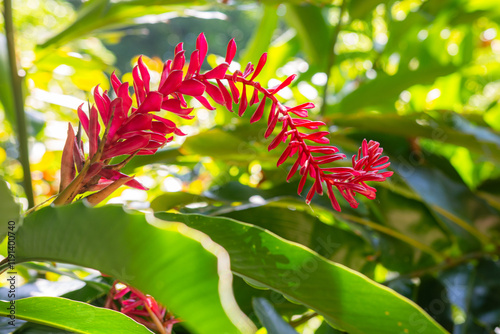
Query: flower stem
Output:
[[4, 0, 35, 208], [144, 302, 167, 334], [53, 159, 91, 206]]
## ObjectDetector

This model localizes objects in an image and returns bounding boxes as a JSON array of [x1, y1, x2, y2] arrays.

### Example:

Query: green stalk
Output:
[[320, 0, 348, 115], [337, 212, 445, 261], [4, 0, 34, 208]]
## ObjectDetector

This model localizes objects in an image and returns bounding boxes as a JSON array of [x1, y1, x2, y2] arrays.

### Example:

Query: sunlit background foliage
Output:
[[1, 0, 500, 333]]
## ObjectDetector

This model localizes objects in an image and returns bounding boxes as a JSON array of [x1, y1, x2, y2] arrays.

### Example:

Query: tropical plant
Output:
[[1, 0, 499, 334]]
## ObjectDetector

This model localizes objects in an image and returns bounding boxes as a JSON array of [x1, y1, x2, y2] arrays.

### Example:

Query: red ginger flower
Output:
[[58, 32, 392, 210], [132, 33, 393, 211], [105, 281, 180, 334]]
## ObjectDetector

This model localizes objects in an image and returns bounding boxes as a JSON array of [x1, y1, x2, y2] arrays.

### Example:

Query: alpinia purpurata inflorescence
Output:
[[105, 281, 180, 333], [57, 32, 392, 210]]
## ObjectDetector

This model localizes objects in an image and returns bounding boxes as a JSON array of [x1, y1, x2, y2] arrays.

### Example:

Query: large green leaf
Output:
[[0, 297, 153, 334], [198, 181, 445, 274], [7, 202, 255, 334], [0, 177, 21, 242], [155, 212, 450, 334], [220, 205, 375, 273]]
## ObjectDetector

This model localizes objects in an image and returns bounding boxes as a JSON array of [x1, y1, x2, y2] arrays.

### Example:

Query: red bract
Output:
[[105, 281, 180, 334]]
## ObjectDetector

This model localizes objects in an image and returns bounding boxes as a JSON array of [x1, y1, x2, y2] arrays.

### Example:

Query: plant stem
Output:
[[289, 312, 318, 328], [337, 212, 445, 261], [384, 248, 500, 284], [24, 193, 58, 215], [4, 0, 35, 208], [320, 0, 348, 115], [431, 205, 494, 246], [0, 257, 10, 275]]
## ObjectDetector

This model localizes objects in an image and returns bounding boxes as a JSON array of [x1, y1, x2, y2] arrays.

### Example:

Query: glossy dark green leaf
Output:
[[0, 297, 153, 334], [439, 264, 475, 333], [415, 277, 454, 332], [155, 212, 449, 334], [477, 177, 500, 210], [393, 153, 500, 251], [469, 260, 500, 330], [7, 202, 255, 334], [253, 298, 298, 334]]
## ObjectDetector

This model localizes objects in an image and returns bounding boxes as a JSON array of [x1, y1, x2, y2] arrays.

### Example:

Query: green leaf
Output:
[[328, 64, 458, 114], [0, 177, 21, 242], [181, 128, 274, 163], [155, 212, 450, 334], [220, 205, 375, 273], [252, 298, 298, 334], [240, 4, 279, 66], [415, 277, 454, 332], [398, 151, 500, 249], [37, 0, 205, 53], [372, 188, 453, 270], [19, 262, 110, 301], [150, 192, 217, 211], [330, 112, 500, 163], [283, 4, 330, 67], [10, 202, 255, 334], [116, 147, 183, 174], [0, 297, 153, 334], [13, 322, 73, 333], [393, 153, 500, 251], [232, 275, 307, 322]]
